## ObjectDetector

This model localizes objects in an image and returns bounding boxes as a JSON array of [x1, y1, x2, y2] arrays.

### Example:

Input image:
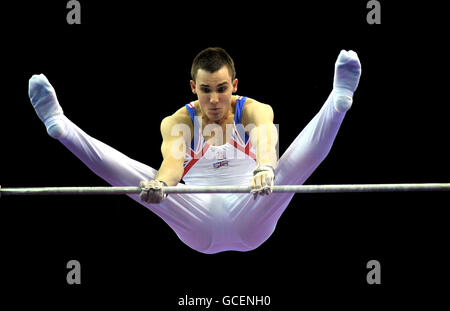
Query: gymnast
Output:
[[28, 47, 361, 254]]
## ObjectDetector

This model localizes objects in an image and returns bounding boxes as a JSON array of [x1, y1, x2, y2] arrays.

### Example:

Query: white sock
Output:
[[28, 74, 67, 139], [332, 50, 362, 113]]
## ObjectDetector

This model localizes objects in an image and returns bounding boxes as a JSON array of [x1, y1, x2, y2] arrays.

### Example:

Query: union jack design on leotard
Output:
[[182, 96, 256, 179]]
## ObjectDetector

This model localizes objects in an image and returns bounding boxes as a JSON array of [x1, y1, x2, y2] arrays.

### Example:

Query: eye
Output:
[[217, 87, 228, 93], [201, 87, 210, 93]]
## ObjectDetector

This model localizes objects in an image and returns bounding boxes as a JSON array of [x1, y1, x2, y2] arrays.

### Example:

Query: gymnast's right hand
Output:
[[139, 180, 168, 204]]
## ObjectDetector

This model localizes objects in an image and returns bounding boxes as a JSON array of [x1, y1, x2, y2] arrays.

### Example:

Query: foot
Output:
[[28, 74, 67, 138], [333, 50, 361, 113]]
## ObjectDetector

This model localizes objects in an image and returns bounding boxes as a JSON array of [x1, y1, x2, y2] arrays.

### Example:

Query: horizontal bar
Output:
[[1, 183, 450, 197]]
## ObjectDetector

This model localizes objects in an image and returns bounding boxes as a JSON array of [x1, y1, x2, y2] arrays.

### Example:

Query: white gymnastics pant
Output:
[[56, 93, 346, 254]]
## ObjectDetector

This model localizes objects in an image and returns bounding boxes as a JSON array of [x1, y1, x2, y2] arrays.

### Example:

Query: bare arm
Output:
[[154, 114, 191, 186], [242, 99, 278, 197], [243, 100, 278, 169], [139, 109, 192, 203]]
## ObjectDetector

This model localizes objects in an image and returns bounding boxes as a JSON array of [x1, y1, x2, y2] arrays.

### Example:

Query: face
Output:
[[190, 65, 238, 123]]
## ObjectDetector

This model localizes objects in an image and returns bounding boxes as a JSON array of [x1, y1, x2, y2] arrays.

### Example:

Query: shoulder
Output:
[[242, 97, 274, 126], [161, 105, 192, 126], [160, 105, 193, 138], [243, 97, 272, 111]]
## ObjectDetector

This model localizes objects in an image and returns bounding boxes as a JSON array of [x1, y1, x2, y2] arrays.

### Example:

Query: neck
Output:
[[199, 97, 236, 126], [202, 114, 229, 126]]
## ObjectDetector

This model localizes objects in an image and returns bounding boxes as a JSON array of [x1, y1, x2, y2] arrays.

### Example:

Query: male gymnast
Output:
[[28, 47, 361, 254]]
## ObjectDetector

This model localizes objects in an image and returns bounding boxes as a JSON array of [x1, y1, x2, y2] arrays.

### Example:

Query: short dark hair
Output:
[[191, 47, 236, 82]]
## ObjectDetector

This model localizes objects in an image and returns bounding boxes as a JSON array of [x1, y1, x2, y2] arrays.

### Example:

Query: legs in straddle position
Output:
[[28, 50, 361, 254]]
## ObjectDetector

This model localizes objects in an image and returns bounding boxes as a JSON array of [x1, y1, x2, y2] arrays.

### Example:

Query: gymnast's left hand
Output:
[[251, 165, 275, 199]]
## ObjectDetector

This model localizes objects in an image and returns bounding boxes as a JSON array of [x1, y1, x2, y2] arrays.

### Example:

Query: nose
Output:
[[210, 92, 219, 105]]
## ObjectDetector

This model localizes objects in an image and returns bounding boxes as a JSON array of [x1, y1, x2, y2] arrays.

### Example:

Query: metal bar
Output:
[[1, 183, 450, 197]]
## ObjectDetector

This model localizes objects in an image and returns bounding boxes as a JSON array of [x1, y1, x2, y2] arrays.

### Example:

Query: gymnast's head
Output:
[[190, 47, 239, 123]]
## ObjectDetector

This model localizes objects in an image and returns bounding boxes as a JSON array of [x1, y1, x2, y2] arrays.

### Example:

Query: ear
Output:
[[190, 80, 197, 94], [232, 78, 238, 93]]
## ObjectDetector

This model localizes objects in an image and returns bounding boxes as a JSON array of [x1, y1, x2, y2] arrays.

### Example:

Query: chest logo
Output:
[[213, 149, 229, 168], [213, 159, 229, 169]]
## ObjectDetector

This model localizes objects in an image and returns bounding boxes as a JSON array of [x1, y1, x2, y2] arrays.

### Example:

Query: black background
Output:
[[1, 1, 448, 308]]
